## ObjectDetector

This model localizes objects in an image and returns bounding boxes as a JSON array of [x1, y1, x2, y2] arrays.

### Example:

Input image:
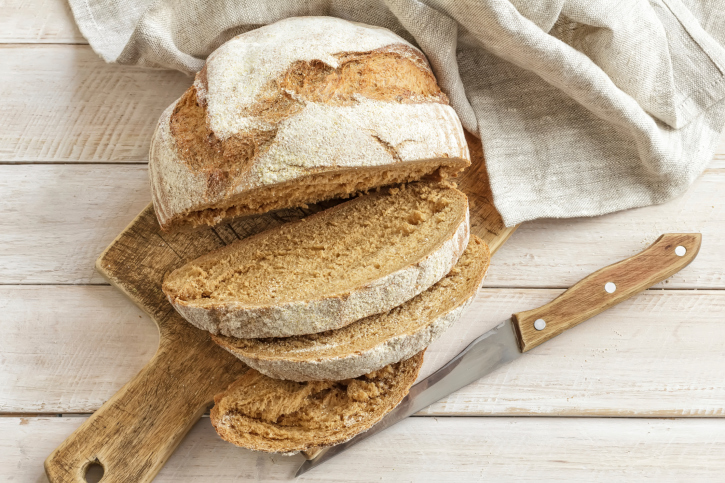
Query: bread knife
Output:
[[296, 233, 701, 477]]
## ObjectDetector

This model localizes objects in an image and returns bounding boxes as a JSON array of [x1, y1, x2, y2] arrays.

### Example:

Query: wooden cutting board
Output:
[[44, 132, 517, 483]]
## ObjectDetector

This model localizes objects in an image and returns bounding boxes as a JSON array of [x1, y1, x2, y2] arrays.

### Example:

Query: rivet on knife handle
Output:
[[511, 233, 702, 352]]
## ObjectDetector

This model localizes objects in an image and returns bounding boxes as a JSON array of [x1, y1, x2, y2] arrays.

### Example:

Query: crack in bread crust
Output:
[[280, 46, 448, 106], [168, 45, 449, 198], [150, 18, 471, 233]]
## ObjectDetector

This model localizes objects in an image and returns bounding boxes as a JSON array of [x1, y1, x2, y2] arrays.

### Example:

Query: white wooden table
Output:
[[2, 2, 724, 481]]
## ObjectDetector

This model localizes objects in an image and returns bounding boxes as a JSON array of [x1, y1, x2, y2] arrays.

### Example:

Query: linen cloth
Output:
[[68, 0, 725, 226]]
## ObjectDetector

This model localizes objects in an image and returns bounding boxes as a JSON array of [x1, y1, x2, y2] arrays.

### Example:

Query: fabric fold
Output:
[[66, 0, 725, 226]]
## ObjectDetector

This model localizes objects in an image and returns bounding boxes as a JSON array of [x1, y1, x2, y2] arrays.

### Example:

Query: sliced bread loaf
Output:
[[210, 351, 423, 454], [149, 16, 470, 232], [213, 236, 489, 381], [162, 182, 469, 338]]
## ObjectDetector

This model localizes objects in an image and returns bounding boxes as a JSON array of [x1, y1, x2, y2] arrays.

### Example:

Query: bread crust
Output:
[[166, 204, 470, 338], [148, 17, 470, 232], [213, 237, 490, 381], [222, 292, 471, 381], [210, 351, 424, 454]]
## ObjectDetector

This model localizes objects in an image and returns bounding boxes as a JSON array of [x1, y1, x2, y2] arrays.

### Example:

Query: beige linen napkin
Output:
[[68, 0, 725, 226]]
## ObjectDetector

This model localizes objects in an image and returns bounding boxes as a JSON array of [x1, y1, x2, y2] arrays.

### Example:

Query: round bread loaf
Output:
[[149, 16, 470, 232]]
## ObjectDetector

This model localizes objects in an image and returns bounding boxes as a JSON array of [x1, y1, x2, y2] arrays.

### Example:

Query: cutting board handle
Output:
[[512, 233, 701, 352], [44, 319, 246, 483]]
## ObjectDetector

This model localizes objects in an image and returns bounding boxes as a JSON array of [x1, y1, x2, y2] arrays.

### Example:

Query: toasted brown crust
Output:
[[149, 18, 470, 233], [169, 88, 284, 194], [168, 45, 449, 192], [210, 351, 424, 453]]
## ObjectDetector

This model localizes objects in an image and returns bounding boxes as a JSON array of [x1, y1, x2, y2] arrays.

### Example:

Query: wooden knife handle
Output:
[[44, 317, 246, 483], [512, 233, 701, 352]]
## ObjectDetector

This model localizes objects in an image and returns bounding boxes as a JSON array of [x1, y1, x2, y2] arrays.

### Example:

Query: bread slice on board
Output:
[[163, 181, 470, 338], [213, 236, 489, 381], [148, 16, 470, 232], [210, 351, 423, 454]]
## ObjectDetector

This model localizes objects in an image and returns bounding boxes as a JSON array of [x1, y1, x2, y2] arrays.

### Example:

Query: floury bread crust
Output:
[[162, 182, 470, 339], [210, 352, 424, 454], [213, 237, 490, 381], [149, 16, 470, 232]]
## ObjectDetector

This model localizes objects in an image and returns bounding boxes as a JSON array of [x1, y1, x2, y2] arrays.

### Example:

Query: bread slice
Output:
[[162, 182, 469, 338], [210, 351, 423, 454], [149, 17, 470, 232], [213, 236, 489, 381]]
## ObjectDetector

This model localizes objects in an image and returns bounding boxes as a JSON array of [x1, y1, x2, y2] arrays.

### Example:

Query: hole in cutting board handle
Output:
[[84, 461, 104, 483]]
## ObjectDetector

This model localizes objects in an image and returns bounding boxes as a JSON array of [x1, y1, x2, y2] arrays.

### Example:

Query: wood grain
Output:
[[45, 207, 248, 483], [3, 287, 725, 416], [0, 45, 187, 162], [4, 164, 725, 287], [45, 140, 515, 482], [9, 416, 725, 482], [512, 233, 702, 351], [0, 0, 84, 43], [0, 286, 157, 413], [459, 131, 517, 251], [0, 165, 150, 284]]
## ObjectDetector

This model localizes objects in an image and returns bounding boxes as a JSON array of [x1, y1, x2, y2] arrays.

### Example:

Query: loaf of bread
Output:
[[213, 236, 489, 381], [210, 351, 423, 454], [149, 16, 470, 232], [163, 182, 469, 338]]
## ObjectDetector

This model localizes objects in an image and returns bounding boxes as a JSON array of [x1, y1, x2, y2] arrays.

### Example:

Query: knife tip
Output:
[[294, 460, 312, 478]]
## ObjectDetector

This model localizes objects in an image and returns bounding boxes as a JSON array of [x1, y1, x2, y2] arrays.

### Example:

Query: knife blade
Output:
[[296, 233, 701, 477]]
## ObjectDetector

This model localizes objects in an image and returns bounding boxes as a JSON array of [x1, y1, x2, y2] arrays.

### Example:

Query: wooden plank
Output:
[[419, 288, 725, 416], [0, 45, 188, 162], [3, 416, 724, 482], [486, 165, 725, 289], [3, 286, 724, 416], [1, 43, 723, 175], [0, 165, 149, 284], [2, 164, 725, 288], [0, 285, 157, 413], [42, 150, 514, 483], [0, 0, 85, 44]]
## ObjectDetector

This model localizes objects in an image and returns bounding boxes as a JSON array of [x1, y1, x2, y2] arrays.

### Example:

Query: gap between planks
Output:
[[0, 0, 84, 44], [5, 283, 725, 290], [2, 285, 724, 416], [3, 413, 721, 419], [2, 164, 725, 287], [3, 416, 725, 482], [0, 43, 724, 164]]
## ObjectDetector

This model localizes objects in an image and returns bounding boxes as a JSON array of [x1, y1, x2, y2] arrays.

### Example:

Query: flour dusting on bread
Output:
[[149, 17, 470, 232]]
